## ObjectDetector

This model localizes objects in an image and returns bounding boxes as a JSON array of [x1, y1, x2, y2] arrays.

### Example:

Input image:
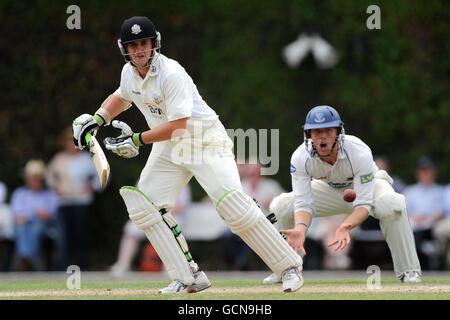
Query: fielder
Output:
[[263, 105, 422, 284], [72, 16, 302, 293]]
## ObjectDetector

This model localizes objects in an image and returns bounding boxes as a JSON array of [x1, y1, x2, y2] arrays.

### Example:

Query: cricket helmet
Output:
[[302, 105, 345, 156], [118, 16, 161, 68], [303, 105, 343, 135]]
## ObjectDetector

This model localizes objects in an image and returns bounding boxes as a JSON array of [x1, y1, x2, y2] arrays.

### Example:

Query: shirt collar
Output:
[[131, 55, 160, 79], [337, 143, 346, 159]]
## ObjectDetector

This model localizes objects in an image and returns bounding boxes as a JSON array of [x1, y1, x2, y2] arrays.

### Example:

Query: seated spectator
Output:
[[0, 182, 14, 271], [46, 127, 103, 270], [403, 157, 444, 270], [374, 156, 406, 193], [11, 160, 59, 271]]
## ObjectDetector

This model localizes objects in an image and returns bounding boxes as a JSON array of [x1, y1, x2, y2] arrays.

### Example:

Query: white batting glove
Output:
[[103, 120, 144, 158], [72, 113, 105, 150]]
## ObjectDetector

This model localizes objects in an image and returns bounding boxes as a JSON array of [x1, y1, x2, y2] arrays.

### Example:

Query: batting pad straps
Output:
[[216, 189, 302, 276], [160, 208, 194, 263]]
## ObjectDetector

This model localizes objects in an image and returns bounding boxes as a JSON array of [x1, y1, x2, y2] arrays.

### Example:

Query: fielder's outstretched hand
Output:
[[327, 223, 352, 251], [280, 229, 307, 256], [104, 120, 144, 158]]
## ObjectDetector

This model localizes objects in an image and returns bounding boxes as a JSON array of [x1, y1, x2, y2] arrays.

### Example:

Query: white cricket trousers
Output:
[[137, 120, 242, 210], [279, 177, 421, 278]]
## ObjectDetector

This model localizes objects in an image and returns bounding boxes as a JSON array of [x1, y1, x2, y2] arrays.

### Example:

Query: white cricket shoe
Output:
[[281, 267, 304, 292], [263, 273, 282, 284], [187, 270, 211, 293], [401, 271, 422, 283], [263, 266, 302, 284], [158, 280, 188, 294], [158, 270, 211, 294]]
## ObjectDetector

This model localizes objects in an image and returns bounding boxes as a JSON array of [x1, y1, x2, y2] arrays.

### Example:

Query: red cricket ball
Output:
[[343, 189, 356, 202]]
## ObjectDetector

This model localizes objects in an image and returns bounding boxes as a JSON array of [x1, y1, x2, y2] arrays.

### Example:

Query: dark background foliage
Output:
[[0, 0, 448, 268]]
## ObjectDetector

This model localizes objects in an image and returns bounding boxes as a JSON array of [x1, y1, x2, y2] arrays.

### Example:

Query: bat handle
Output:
[[85, 132, 93, 145]]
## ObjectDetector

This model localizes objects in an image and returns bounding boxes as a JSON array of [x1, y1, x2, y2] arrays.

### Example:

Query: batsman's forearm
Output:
[[101, 94, 128, 121], [140, 117, 188, 144], [343, 207, 369, 229]]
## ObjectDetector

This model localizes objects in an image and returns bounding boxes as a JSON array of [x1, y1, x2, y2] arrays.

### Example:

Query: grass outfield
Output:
[[0, 277, 449, 300]]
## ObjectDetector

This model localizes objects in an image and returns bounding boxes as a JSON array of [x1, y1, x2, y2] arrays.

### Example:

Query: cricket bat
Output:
[[86, 132, 110, 188]]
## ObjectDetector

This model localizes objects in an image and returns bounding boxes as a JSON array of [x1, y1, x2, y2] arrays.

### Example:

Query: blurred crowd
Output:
[[1, 128, 450, 273], [0, 127, 102, 271]]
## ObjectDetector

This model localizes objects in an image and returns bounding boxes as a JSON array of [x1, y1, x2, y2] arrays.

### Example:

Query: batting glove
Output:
[[103, 120, 144, 158], [72, 113, 106, 150]]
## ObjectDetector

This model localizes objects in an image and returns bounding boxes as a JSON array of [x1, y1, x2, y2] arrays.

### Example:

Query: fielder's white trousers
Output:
[[278, 178, 421, 278]]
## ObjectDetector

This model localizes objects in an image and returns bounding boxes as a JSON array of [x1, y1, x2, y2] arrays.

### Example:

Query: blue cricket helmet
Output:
[[303, 105, 343, 132], [302, 106, 345, 157]]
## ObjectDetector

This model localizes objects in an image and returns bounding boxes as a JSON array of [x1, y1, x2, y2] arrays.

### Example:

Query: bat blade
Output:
[[87, 133, 110, 188]]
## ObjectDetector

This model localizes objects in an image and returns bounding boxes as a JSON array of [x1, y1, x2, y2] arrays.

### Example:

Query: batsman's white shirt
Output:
[[290, 135, 379, 215], [112, 54, 240, 209], [114, 54, 218, 133]]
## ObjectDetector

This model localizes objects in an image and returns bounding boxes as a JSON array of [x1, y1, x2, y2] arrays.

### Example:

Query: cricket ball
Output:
[[343, 189, 356, 202]]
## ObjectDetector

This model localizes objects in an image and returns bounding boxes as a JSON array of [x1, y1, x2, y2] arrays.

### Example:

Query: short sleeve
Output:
[[113, 66, 133, 110], [352, 151, 375, 212], [163, 73, 193, 121]]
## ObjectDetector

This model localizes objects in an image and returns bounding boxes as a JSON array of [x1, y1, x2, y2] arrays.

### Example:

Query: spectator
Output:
[[11, 160, 59, 271], [241, 162, 285, 214], [0, 182, 14, 271], [374, 156, 406, 193], [403, 156, 444, 270], [110, 184, 192, 277], [432, 184, 450, 269], [222, 161, 285, 270], [46, 127, 103, 270]]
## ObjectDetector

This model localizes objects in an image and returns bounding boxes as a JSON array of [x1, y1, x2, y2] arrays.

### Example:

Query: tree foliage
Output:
[[0, 0, 448, 267]]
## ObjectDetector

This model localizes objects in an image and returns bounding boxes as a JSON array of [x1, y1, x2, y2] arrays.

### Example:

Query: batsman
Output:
[[263, 105, 422, 285], [72, 16, 302, 293]]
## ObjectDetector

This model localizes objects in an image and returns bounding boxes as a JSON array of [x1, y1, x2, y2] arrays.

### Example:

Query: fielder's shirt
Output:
[[290, 135, 379, 215]]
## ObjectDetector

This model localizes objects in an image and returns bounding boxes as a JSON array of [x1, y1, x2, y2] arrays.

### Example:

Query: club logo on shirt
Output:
[[152, 94, 162, 104], [328, 181, 353, 188], [314, 112, 325, 123], [131, 24, 142, 35], [360, 173, 374, 184]]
